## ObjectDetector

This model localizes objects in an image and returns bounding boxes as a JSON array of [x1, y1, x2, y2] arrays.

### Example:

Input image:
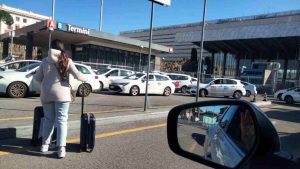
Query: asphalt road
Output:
[[0, 92, 299, 168]]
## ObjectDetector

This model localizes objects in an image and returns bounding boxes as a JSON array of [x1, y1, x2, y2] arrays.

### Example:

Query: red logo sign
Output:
[[47, 19, 56, 31]]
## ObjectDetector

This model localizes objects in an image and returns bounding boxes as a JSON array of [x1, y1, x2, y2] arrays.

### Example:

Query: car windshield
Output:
[[95, 68, 111, 75], [16, 63, 40, 72], [123, 73, 145, 80]]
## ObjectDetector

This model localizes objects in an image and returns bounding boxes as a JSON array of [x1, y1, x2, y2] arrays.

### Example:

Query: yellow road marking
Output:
[[188, 141, 198, 152], [67, 123, 166, 143], [0, 123, 166, 156], [0, 105, 175, 121]]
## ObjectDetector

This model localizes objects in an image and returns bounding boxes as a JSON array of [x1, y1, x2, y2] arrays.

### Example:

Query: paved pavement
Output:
[[1, 92, 297, 169]]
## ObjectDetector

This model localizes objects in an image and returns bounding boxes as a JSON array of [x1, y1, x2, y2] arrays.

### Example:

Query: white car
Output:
[[241, 81, 257, 97], [274, 87, 300, 100], [0, 62, 100, 98], [166, 73, 192, 93], [0, 60, 41, 71], [95, 68, 135, 90], [109, 73, 175, 96], [187, 78, 246, 99], [282, 88, 300, 104]]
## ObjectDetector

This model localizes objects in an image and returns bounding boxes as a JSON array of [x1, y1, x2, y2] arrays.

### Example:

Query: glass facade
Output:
[[72, 44, 155, 71]]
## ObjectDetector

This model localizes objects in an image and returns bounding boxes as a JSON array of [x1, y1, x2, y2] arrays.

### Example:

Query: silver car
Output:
[[187, 78, 246, 99]]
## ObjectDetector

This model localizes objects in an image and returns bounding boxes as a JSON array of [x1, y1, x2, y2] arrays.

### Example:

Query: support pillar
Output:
[[235, 53, 241, 78], [2, 39, 9, 59], [222, 52, 227, 76], [282, 54, 288, 84], [25, 32, 34, 60], [211, 53, 215, 76]]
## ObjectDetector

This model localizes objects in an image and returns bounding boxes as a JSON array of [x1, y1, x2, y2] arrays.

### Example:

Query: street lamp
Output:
[[144, 0, 171, 111], [139, 45, 144, 72], [195, 0, 207, 102], [48, 0, 55, 49], [99, 0, 104, 31]]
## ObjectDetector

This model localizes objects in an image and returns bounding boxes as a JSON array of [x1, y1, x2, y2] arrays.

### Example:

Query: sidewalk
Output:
[[0, 101, 271, 140]]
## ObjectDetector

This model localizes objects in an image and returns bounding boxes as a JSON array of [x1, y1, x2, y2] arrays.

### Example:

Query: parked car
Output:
[[0, 62, 100, 98], [282, 88, 300, 104], [187, 78, 246, 99], [95, 68, 135, 90], [166, 73, 192, 93], [241, 81, 257, 97], [274, 87, 300, 101], [0, 60, 41, 71], [109, 73, 175, 96]]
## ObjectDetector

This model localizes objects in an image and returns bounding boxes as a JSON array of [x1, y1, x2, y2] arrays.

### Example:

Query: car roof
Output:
[[166, 73, 190, 77], [0, 60, 41, 65]]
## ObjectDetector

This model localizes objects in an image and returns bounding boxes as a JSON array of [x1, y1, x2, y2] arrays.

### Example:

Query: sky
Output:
[[1, 0, 300, 35]]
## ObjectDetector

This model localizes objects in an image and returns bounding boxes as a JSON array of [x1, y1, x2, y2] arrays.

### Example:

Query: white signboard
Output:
[[67, 24, 90, 35], [150, 0, 171, 6]]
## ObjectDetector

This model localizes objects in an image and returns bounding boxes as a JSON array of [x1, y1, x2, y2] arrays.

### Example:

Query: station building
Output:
[[0, 19, 171, 71], [121, 10, 300, 85]]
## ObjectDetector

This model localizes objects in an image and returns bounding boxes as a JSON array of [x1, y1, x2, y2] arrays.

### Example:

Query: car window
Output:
[[76, 65, 91, 74], [155, 75, 169, 81], [107, 70, 118, 76], [7, 63, 20, 69], [120, 70, 131, 76], [192, 78, 197, 81], [168, 75, 178, 80], [179, 76, 189, 80], [212, 79, 222, 85], [142, 75, 154, 81], [219, 105, 238, 128], [224, 79, 237, 85], [225, 106, 256, 152], [16, 63, 40, 72]]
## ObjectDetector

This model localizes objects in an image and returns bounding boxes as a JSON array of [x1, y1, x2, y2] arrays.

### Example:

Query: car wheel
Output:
[[130, 86, 139, 96], [163, 87, 171, 96], [7, 82, 28, 98], [246, 90, 251, 97], [285, 95, 294, 104], [99, 82, 103, 91], [233, 91, 242, 99], [181, 86, 187, 93], [277, 93, 282, 101], [77, 83, 91, 97], [199, 89, 206, 97]]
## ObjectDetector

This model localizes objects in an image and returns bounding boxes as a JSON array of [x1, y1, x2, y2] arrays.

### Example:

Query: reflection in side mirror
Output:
[[177, 105, 256, 168]]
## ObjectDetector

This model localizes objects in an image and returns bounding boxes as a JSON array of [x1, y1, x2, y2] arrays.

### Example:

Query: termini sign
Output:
[[67, 24, 90, 35]]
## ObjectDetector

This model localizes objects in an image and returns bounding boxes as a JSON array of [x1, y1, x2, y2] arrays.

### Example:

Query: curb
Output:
[[252, 101, 272, 107], [0, 110, 169, 140]]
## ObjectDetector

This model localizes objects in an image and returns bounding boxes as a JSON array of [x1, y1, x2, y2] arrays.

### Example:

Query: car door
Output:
[[207, 79, 222, 96], [141, 75, 155, 94], [294, 89, 300, 102], [209, 105, 245, 167], [223, 79, 237, 96], [155, 75, 167, 94]]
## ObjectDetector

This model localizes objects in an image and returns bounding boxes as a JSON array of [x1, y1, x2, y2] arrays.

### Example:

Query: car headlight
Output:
[[119, 83, 129, 86]]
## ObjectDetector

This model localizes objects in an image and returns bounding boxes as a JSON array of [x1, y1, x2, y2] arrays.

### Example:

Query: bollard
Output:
[[263, 92, 268, 101], [251, 94, 257, 102]]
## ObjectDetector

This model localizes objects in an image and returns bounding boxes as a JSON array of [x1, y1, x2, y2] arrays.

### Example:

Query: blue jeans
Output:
[[42, 102, 70, 147]]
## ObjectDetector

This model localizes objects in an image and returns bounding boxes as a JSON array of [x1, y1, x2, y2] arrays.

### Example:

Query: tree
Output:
[[0, 10, 14, 26]]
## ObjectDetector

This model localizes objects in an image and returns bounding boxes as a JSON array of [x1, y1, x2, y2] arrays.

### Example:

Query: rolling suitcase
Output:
[[80, 86, 96, 152], [31, 106, 56, 146]]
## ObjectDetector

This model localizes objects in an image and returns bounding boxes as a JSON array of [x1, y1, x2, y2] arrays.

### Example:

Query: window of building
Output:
[[23, 18, 27, 23], [16, 17, 20, 22]]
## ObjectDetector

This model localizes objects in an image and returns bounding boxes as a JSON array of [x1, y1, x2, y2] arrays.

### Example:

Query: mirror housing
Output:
[[167, 100, 280, 169]]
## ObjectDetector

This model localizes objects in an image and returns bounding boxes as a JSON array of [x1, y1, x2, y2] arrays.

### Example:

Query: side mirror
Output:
[[31, 71, 36, 75], [105, 74, 110, 78], [167, 100, 268, 169]]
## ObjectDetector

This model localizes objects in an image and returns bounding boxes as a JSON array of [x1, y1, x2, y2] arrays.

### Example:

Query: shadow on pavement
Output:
[[191, 133, 206, 146], [272, 101, 300, 108], [265, 110, 300, 124], [280, 132, 300, 157], [0, 135, 81, 158]]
